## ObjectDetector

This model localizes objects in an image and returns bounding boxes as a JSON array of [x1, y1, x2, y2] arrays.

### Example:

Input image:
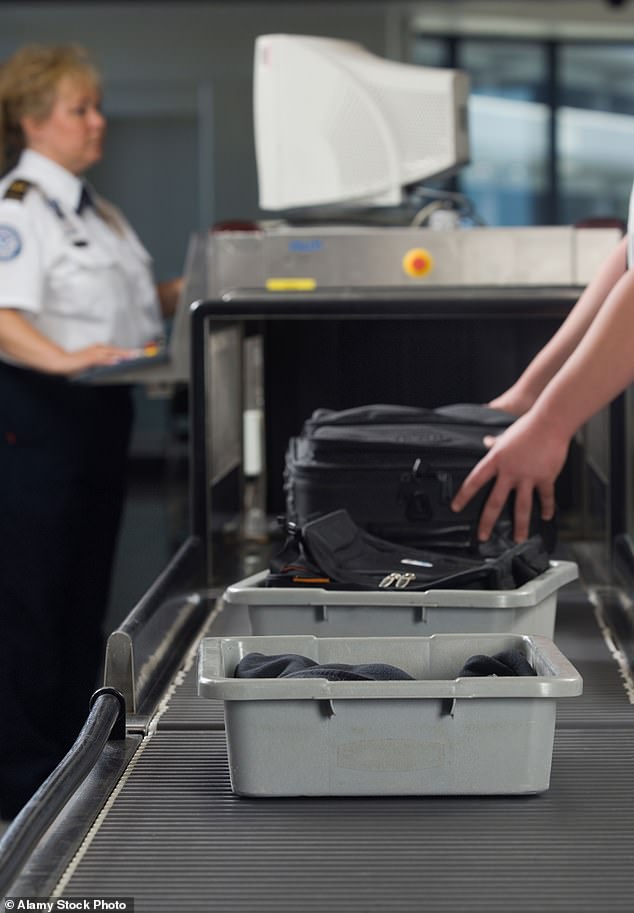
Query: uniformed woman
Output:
[[0, 43, 181, 818]]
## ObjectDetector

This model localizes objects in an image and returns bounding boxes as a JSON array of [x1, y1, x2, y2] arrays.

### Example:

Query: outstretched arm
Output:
[[452, 260, 634, 541], [0, 308, 134, 375], [491, 235, 628, 416]]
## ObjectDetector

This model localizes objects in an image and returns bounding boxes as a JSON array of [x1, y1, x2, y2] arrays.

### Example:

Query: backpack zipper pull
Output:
[[379, 572, 399, 588]]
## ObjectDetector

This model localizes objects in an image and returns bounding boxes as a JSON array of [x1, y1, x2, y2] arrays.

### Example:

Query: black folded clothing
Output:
[[234, 650, 537, 681], [458, 649, 537, 677], [234, 652, 414, 681], [266, 509, 551, 592]]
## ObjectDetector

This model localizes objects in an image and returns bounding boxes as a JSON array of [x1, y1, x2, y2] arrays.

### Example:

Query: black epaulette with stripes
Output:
[[3, 179, 34, 201]]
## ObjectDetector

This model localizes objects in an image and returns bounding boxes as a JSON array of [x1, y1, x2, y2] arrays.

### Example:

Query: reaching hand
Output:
[[450, 409, 571, 542]]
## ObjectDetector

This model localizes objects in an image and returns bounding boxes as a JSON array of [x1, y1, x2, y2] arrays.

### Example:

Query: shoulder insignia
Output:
[[3, 179, 34, 202]]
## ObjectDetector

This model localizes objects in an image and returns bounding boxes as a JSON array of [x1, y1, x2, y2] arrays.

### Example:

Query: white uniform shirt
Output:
[[0, 149, 163, 352]]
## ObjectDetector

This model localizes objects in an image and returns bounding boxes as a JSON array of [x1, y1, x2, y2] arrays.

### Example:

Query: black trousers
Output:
[[0, 362, 133, 818]]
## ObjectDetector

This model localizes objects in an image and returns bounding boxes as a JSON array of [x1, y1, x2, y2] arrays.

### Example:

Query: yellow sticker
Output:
[[402, 248, 434, 278], [265, 277, 317, 291]]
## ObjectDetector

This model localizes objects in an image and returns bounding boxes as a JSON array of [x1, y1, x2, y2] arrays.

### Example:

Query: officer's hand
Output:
[[58, 344, 136, 375], [450, 410, 569, 542]]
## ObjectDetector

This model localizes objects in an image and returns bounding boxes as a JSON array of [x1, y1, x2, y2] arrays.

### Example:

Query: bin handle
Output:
[[199, 638, 224, 680]]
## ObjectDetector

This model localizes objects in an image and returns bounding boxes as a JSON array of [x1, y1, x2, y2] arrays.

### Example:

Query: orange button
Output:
[[402, 247, 434, 278]]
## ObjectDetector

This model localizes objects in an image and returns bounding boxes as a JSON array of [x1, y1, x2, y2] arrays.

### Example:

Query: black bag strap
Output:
[[266, 510, 550, 591]]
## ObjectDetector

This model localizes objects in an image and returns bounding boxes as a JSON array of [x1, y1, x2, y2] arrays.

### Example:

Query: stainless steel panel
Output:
[[574, 227, 623, 286], [206, 224, 621, 293], [211, 232, 267, 296], [207, 325, 242, 485]]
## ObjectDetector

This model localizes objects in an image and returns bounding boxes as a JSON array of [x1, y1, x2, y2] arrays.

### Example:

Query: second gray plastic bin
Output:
[[222, 560, 578, 638], [198, 633, 583, 796]]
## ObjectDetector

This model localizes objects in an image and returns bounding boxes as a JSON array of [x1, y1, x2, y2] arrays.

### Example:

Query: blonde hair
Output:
[[0, 43, 100, 174]]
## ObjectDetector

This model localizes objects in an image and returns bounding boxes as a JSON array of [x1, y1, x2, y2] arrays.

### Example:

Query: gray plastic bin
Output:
[[222, 560, 578, 638], [198, 632, 582, 796]]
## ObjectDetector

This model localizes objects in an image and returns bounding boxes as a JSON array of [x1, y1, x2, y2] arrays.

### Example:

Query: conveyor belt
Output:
[[156, 666, 225, 730], [554, 580, 633, 727], [58, 728, 634, 912], [157, 601, 251, 731], [46, 575, 634, 911]]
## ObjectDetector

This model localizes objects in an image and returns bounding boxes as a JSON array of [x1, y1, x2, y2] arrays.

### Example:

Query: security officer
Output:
[[0, 43, 181, 818]]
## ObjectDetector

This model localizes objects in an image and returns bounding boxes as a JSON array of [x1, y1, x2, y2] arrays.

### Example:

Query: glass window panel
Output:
[[408, 36, 634, 227], [560, 44, 634, 115], [459, 40, 548, 103], [410, 36, 451, 68], [463, 95, 550, 226], [457, 41, 549, 226], [558, 107, 633, 224], [558, 44, 634, 225]]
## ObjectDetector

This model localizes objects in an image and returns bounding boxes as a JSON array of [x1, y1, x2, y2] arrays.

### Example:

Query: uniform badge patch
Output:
[[0, 224, 22, 260]]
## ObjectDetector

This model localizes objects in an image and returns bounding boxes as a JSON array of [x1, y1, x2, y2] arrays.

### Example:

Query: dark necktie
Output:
[[76, 185, 93, 215]]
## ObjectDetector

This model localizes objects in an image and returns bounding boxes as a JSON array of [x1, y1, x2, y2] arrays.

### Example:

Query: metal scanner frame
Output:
[[189, 285, 620, 579]]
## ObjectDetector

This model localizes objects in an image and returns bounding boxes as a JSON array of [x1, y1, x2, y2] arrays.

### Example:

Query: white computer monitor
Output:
[[254, 34, 470, 213]]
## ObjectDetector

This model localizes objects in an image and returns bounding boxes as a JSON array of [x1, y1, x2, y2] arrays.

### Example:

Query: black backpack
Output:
[[284, 402, 555, 552]]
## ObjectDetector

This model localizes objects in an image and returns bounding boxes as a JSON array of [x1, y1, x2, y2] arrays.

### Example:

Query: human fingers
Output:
[[512, 480, 535, 543], [91, 344, 134, 364], [537, 481, 556, 521], [483, 434, 496, 449], [476, 476, 512, 542], [66, 344, 132, 374], [450, 456, 497, 513]]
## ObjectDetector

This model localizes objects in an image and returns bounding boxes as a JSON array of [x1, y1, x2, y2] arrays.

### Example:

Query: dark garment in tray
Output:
[[234, 653, 415, 681], [235, 650, 537, 681], [457, 649, 537, 677]]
